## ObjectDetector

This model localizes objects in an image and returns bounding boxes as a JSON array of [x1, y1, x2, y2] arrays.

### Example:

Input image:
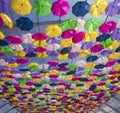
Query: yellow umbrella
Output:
[[83, 31, 98, 42], [13, 50, 26, 57], [107, 41, 119, 50], [45, 25, 62, 38], [11, 0, 32, 16], [78, 50, 90, 57], [112, 64, 120, 71], [0, 13, 13, 28], [57, 53, 68, 60], [32, 40, 47, 47], [49, 70, 58, 75], [108, 52, 120, 59], [60, 38, 72, 48], [0, 32, 5, 40], [36, 52, 48, 58], [28, 62, 39, 67], [85, 62, 96, 69], [7, 63, 18, 68], [90, 0, 108, 16]]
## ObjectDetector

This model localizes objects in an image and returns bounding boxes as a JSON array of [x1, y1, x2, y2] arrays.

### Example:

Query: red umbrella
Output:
[[51, 0, 70, 17], [6, 35, 22, 44], [32, 32, 47, 40]]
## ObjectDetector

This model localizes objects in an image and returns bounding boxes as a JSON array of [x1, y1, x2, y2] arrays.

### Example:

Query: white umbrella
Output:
[[96, 57, 108, 64], [76, 60, 86, 67], [117, 19, 120, 28], [71, 43, 82, 53], [75, 18, 85, 32], [46, 44, 60, 51], [0, 59, 8, 66], [9, 44, 23, 50], [22, 33, 33, 44], [102, 67, 112, 73], [39, 64, 49, 70]]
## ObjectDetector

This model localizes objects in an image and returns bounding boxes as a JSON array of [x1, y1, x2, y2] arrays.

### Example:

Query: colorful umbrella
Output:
[[0, 46, 13, 54], [51, 0, 70, 17], [32, 32, 47, 40], [84, 18, 102, 31], [0, 40, 8, 46], [6, 35, 22, 44], [111, 28, 120, 40], [33, 0, 51, 16], [16, 17, 33, 31], [75, 18, 85, 32], [11, 0, 32, 15], [0, 17, 3, 27], [105, 1, 120, 16], [61, 19, 77, 30], [45, 25, 62, 38], [61, 29, 76, 39], [0, 0, 9, 12], [9, 44, 23, 51], [72, 1, 90, 17], [0, 13, 13, 28], [22, 33, 33, 44], [0, 31, 4, 40], [99, 21, 116, 33], [90, 0, 108, 16]]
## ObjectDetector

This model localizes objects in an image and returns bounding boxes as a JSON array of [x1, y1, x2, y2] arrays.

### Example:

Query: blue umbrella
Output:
[[0, 40, 8, 46], [115, 46, 120, 52], [96, 34, 110, 42], [26, 52, 36, 57], [86, 55, 98, 62], [60, 47, 70, 54], [58, 62, 69, 67], [72, 1, 90, 17], [16, 17, 33, 31], [94, 64, 105, 69]]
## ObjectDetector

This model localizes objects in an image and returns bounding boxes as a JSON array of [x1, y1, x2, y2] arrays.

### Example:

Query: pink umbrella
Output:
[[99, 21, 116, 33], [51, 0, 70, 17], [61, 29, 76, 38], [91, 44, 103, 53], [47, 60, 58, 66], [32, 32, 47, 40], [6, 35, 22, 44], [72, 32, 85, 43], [35, 47, 47, 52], [0, 17, 3, 27], [105, 60, 116, 67], [16, 58, 29, 64]]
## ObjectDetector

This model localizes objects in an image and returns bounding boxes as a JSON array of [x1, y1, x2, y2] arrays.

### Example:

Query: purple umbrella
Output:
[[0, 17, 3, 27], [69, 52, 78, 59], [0, 0, 9, 12], [111, 28, 120, 40], [81, 42, 93, 49], [105, 1, 120, 16], [47, 38, 60, 44]]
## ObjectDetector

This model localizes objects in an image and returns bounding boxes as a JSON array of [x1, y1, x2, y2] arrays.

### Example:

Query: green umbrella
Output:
[[68, 64, 77, 71], [29, 65, 39, 72], [33, 0, 51, 16], [58, 72, 66, 76], [61, 19, 78, 30], [0, 46, 13, 54], [84, 18, 102, 31], [100, 38, 114, 48], [82, 70, 92, 75]]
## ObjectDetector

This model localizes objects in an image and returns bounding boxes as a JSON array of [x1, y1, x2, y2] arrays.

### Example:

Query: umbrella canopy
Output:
[[90, 0, 108, 16], [0, 40, 8, 46], [22, 33, 33, 44], [51, 0, 70, 17], [72, 1, 90, 17], [16, 17, 33, 31], [45, 25, 62, 38], [9, 44, 23, 51], [0, 32, 5, 40], [6, 35, 22, 44], [84, 18, 102, 31], [33, 0, 51, 16], [61, 29, 76, 39], [111, 28, 120, 41], [0, 17, 3, 27], [0, 0, 9, 12], [0, 46, 13, 54], [105, 1, 120, 16], [11, 0, 32, 16], [61, 19, 78, 30], [32, 32, 47, 40], [0, 13, 13, 28], [99, 21, 116, 34]]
